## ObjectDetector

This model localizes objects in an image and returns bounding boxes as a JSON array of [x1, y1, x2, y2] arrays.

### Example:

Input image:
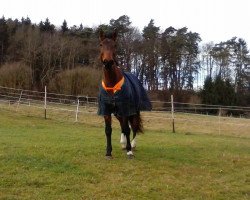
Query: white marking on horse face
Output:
[[127, 151, 133, 156], [131, 138, 136, 148]]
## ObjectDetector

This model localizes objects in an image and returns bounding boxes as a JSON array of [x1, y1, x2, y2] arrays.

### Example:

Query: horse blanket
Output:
[[98, 72, 152, 116]]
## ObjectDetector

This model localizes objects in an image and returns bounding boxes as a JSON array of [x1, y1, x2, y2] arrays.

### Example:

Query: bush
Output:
[[0, 62, 32, 89], [48, 66, 102, 96]]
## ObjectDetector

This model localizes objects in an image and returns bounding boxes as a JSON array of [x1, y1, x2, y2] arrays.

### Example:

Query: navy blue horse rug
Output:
[[98, 72, 152, 117]]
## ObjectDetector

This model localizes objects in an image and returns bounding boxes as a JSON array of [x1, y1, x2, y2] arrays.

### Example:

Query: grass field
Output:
[[0, 108, 249, 199]]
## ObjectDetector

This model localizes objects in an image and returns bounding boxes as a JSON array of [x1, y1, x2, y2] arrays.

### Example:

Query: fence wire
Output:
[[0, 86, 249, 137]]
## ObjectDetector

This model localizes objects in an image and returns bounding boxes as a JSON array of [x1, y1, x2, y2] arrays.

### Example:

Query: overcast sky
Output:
[[1, 0, 250, 45]]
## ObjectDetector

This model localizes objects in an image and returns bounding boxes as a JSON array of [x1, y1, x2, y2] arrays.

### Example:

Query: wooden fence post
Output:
[[75, 98, 79, 122], [171, 95, 175, 133], [16, 90, 23, 111], [44, 86, 47, 119], [219, 107, 221, 135]]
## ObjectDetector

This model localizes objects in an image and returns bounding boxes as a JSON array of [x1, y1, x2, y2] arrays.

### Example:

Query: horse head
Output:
[[99, 29, 118, 69]]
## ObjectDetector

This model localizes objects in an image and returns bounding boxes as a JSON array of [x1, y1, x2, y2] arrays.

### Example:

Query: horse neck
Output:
[[103, 65, 123, 87]]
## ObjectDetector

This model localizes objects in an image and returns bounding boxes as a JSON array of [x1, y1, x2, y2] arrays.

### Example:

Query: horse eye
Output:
[[100, 44, 103, 47]]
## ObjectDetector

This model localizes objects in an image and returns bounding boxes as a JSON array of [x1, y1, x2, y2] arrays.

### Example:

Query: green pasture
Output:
[[0, 108, 249, 199]]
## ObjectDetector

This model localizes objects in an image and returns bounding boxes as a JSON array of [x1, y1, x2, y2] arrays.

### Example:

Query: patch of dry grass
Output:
[[1, 101, 249, 138]]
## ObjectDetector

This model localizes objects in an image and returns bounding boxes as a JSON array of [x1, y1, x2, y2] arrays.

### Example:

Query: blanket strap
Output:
[[102, 77, 125, 93]]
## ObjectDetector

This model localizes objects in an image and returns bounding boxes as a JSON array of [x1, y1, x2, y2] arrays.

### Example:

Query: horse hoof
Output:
[[127, 151, 134, 159], [127, 154, 134, 159], [122, 147, 126, 151], [106, 155, 113, 160]]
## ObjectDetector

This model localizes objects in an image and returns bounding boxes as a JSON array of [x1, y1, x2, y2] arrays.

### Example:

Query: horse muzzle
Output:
[[103, 59, 114, 69]]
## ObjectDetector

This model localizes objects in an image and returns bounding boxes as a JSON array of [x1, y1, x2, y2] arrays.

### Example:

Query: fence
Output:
[[0, 85, 249, 137]]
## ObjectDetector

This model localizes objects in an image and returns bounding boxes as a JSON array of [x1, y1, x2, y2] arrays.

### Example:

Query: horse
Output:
[[98, 29, 152, 159]]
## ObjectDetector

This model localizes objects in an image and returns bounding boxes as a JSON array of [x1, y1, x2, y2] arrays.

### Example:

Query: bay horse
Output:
[[98, 29, 152, 159]]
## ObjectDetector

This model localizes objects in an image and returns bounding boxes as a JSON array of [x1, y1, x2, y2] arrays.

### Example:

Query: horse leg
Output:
[[104, 115, 112, 159], [116, 116, 127, 150], [122, 117, 134, 159], [120, 133, 127, 150], [129, 115, 138, 150], [131, 131, 137, 150]]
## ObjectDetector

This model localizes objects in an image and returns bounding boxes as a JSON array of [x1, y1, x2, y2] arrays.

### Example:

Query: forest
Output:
[[0, 15, 249, 106]]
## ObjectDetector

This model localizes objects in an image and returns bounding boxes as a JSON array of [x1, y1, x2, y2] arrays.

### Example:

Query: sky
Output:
[[1, 0, 250, 45]]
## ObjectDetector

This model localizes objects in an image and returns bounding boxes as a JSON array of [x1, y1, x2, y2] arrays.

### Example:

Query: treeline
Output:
[[0, 15, 249, 105]]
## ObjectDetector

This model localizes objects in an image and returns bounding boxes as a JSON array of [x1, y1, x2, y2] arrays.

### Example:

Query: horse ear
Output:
[[112, 29, 117, 41], [99, 29, 105, 41]]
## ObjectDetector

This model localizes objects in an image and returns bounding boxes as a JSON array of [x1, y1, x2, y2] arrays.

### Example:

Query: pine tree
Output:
[[142, 19, 160, 90], [61, 19, 68, 33], [201, 75, 236, 106], [21, 16, 31, 25], [201, 76, 214, 104], [39, 18, 55, 33], [0, 16, 9, 64]]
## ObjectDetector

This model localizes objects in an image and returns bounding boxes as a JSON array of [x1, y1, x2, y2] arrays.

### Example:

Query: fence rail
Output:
[[0, 85, 249, 137]]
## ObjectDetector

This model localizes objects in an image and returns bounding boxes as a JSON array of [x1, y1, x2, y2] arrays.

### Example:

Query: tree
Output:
[[227, 37, 250, 93], [209, 37, 250, 97], [201, 42, 215, 78], [39, 18, 55, 33], [181, 30, 201, 90], [210, 42, 231, 80], [201, 75, 236, 106], [78, 27, 96, 65], [21, 16, 31, 26], [142, 19, 160, 90], [109, 15, 134, 71], [160, 26, 201, 91], [0, 16, 9, 64], [201, 76, 214, 105], [61, 19, 69, 33]]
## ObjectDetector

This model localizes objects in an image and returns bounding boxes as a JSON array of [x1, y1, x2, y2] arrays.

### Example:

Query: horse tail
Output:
[[137, 112, 143, 133], [129, 112, 143, 136]]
